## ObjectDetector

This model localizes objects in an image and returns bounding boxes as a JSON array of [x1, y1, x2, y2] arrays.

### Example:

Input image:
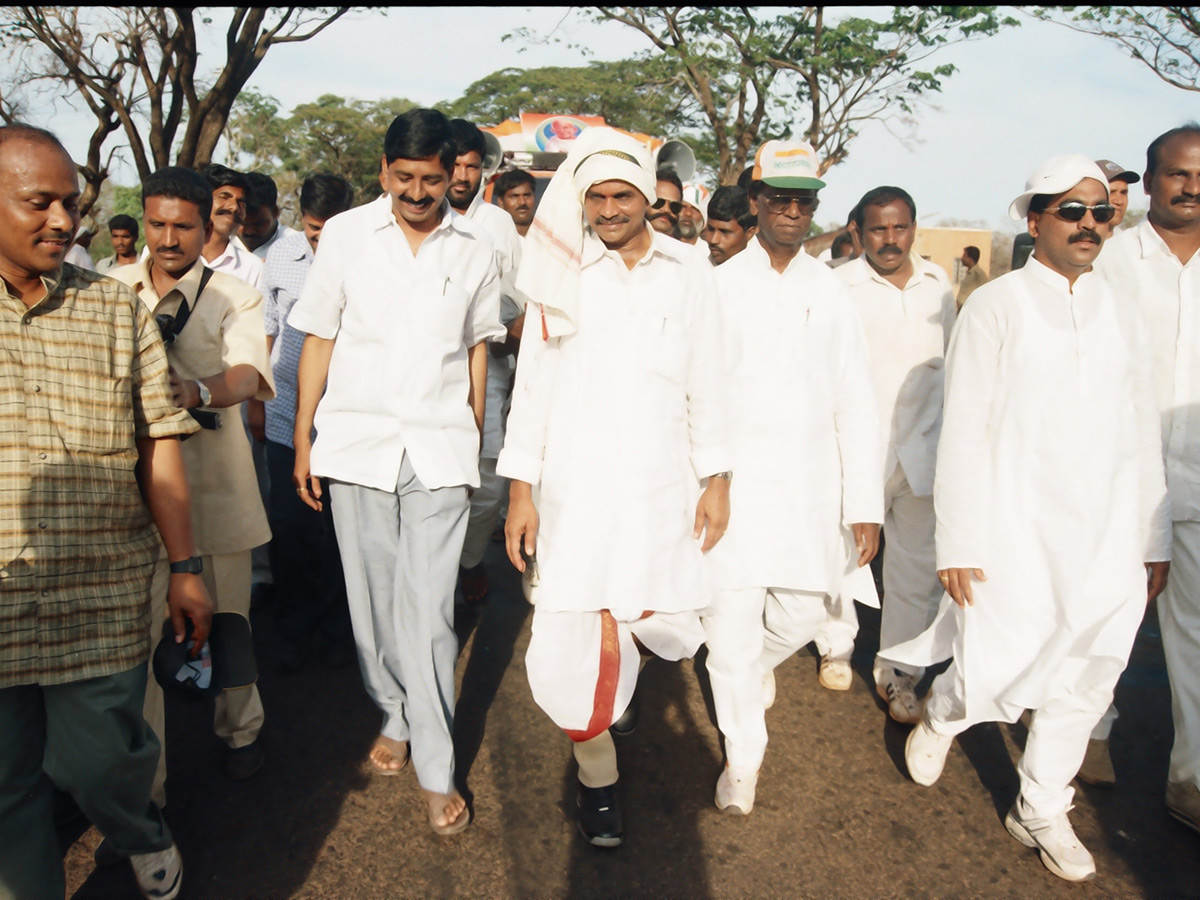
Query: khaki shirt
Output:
[[112, 259, 274, 555], [0, 265, 197, 688], [956, 264, 989, 309]]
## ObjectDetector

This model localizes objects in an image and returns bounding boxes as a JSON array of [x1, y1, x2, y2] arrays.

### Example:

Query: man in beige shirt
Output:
[[956, 244, 988, 310], [112, 166, 275, 798]]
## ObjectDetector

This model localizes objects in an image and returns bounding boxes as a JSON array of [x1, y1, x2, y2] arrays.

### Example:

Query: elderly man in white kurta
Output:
[[887, 155, 1171, 883], [703, 141, 883, 816], [1095, 124, 1200, 834], [838, 186, 955, 725], [499, 128, 730, 848]]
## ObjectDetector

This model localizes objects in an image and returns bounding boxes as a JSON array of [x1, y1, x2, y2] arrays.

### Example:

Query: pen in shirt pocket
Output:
[[443, 276, 450, 296]]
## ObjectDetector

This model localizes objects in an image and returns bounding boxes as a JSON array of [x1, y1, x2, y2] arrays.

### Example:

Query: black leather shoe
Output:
[[577, 783, 623, 847], [610, 695, 638, 736], [224, 739, 265, 781]]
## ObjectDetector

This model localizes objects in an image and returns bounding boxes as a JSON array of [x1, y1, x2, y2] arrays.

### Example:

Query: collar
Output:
[[278, 228, 312, 263], [1136, 216, 1186, 261], [370, 194, 460, 237], [580, 224, 676, 270], [843, 253, 938, 290], [1024, 253, 1094, 295], [745, 234, 811, 275], [0, 266, 65, 305], [132, 257, 208, 306]]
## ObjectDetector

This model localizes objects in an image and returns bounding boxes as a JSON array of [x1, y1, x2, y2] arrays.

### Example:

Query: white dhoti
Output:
[[525, 607, 705, 742], [702, 589, 768, 772]]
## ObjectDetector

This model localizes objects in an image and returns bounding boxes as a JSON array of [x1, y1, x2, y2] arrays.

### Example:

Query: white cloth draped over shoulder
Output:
[[511, 127, 657, 338], [497, 229, 729, 619], [884, 257, 1172, 725], [705, 238, 884, 596]]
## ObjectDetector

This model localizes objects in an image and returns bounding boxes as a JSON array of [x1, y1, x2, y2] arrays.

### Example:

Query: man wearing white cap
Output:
[[1095, 124, 1200, 834], [702, 139, 883, 815], [887, 154, 1170, 882], [499, 126, 730, 847], [838, 185, 956, 726], [675, 182, 712, 258]]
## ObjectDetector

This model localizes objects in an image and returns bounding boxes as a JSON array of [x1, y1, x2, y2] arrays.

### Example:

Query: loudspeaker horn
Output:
[[654, 139, 696, 182], [482, 131, 504, 180]]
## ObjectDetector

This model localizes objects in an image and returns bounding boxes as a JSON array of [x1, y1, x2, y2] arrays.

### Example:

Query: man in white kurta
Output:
[[446, 119, 524, 602], [838, 186, 956, 725], [1095, 125, 1200, 833], [498, 128, 730, 848], [887, 156, 1171, 882], [703, 140, 883, 815]]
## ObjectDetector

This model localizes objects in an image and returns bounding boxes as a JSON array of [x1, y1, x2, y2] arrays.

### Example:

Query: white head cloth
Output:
[[514, 126, 657, 338]]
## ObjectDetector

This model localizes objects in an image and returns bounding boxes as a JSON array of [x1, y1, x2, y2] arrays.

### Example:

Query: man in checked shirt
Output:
[[0, 124, 211, 900]]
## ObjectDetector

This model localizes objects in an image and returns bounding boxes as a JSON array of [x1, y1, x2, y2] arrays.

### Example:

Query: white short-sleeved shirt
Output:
[[287, 196, 505, 492], [205, 235, 265, 293]]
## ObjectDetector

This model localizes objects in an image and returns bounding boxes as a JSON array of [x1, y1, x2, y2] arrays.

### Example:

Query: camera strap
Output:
[[159, 266, 214, 344]]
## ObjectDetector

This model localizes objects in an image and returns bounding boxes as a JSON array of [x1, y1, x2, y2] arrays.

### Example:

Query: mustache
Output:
[[596, 215, 631, 225], [399, 195, 433, 207], [1068, 229, 1103, 244], [1172, 193, 1200, 204], [877, 245, 903, 255]]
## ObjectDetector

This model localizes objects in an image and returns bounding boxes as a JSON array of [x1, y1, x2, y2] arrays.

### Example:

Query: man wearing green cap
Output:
[[702, 139, 882, 815]]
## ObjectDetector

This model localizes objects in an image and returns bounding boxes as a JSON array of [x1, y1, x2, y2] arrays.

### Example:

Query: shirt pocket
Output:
[[412, 279, 472, 352], [640, 315, 688, 385], [57, 371, 136, 456]]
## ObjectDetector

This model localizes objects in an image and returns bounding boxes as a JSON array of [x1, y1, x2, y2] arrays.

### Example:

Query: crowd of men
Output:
[[0, 109, 1198, 899]]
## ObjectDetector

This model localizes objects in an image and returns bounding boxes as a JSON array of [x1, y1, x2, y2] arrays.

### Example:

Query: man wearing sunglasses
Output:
[[1096, 124, 1200, 836], [702, 140, 883, 815], [888, 154, 1169, 882], [648, 168, 684, 235]]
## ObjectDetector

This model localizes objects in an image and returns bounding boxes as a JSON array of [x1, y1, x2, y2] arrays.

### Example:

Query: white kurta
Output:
[[836, 254, 955, 497], [706, 239, 883, 593], [497, 229, 729, 618], [885, 257, 1172, 725]]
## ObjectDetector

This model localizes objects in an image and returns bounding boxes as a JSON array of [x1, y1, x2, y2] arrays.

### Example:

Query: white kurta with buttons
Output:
[[497, 229, 729, 619], [706, 239, 883, 593], [836, 254, 955, 497], [885, 257, 1172, 723]]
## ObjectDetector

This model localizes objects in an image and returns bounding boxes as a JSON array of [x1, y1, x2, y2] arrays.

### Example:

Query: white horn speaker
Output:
[[482, 131, 504, 179], [654, 139, 696, 182]]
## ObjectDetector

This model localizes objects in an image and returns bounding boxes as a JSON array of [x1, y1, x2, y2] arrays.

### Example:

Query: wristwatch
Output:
[[169, 556, 204, 575], [711, 471, 733, 481], [195, 380, 212, 408]]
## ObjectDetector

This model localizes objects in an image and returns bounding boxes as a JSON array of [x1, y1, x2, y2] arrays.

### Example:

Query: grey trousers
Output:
[[328, 454, 469, 794], [0, 665, 171, 900]]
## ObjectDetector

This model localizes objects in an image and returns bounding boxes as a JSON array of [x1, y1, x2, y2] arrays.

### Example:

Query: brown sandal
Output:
[[424, 789, 471, 836], [367, 736, 409, 776]]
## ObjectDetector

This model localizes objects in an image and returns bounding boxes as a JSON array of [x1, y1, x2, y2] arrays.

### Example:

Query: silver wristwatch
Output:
[[195, 380, 212, 407], [711, 471, 733, 481]]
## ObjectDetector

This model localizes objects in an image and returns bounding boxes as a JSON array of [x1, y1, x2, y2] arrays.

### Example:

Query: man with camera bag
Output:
[[111, 166, 275, 802]]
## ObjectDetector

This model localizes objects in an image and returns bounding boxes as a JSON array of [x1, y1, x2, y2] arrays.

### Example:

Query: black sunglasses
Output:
[[1044, 202, 1116, 224], [650, 198, 683, 216], [763, 194, 820, 215]]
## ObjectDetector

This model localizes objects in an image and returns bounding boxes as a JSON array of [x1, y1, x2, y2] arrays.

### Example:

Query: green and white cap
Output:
[[751, 140, 826, 190]]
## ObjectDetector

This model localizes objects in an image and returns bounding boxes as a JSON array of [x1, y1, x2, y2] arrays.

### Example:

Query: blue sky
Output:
[[25, 6, 1193, 231]]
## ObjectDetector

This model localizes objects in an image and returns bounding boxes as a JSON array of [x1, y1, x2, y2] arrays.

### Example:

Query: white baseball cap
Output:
[[751, 140, 826, 190], [1009, 154, 1110, 220], [681, 182, 710, 223]]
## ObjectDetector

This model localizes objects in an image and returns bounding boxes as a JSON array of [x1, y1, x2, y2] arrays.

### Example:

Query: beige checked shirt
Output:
[[0, 264, 197, 688]]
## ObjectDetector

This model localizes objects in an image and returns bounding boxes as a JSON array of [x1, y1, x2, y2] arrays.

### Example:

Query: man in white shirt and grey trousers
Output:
[[1096, 123, 1200, 835], [838, 185, 956, 726], [288, 108, 504, 837]]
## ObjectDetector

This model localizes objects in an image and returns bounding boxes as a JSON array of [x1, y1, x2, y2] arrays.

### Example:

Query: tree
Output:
[[0, 7, 354, 215], [225, 93, 418, 208], [522, 7, 1016, 185], [1035, 6, 1200, 92], [447, 58, 701, 138]]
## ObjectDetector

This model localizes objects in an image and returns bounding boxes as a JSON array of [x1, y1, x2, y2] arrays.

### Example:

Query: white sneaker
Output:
[[715, 765, 759, 815], [130, 843, 183, 900], [818, 655, 852, 691], [1004, 804, 1096, 882], [877, 672, 922, 725], [904, 718, 953, 786], [762, 670, 776, 710]]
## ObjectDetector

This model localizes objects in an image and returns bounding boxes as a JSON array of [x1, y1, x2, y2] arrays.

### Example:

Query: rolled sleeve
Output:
[[221, 286, 275, 401], [464, 254, 506, 347], [288, 225, 347, 340]]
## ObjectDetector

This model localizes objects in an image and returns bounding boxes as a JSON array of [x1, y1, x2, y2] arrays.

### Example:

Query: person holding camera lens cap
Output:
[[111, 166, 275, 801]]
